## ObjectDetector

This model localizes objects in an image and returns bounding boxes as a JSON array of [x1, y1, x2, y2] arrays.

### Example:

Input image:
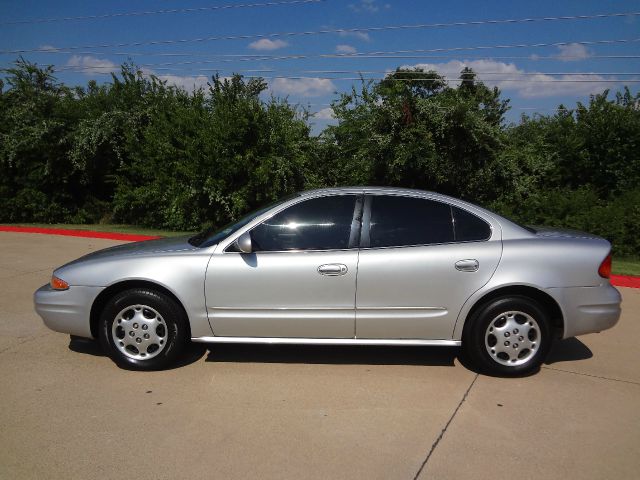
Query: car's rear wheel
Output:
[[99, 288, 188, 370], [463, 296, 552, 376]]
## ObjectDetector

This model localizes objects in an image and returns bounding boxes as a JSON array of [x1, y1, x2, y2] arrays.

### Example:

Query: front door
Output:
[[205, 194, 361, 338], [355, 194, 502, 339]]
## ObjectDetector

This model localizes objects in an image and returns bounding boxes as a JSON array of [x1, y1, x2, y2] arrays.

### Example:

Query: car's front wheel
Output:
[[99, 288, 188, 370], [463, 296, 552, 376]]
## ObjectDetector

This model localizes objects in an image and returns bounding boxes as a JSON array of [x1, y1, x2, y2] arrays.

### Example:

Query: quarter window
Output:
[[368, 196, 454, 248], [250, 195, 357, 251], [452, 206, 491, 241]]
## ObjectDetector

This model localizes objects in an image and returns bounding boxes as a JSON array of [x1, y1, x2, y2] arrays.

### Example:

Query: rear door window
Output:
[[367, 195, 454, 248]]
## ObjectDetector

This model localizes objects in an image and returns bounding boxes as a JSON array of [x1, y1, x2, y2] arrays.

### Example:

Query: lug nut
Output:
[[513, 343, 519, 348], [513, 328, 519, 334], [133, 323, 139, 329], [142, 324, 148, 331], [144, 333, 149, 339], [518, 336, 524, 341], [504, 341, 510, 346], [504, 332, 510, 337], [136, 338, 142, 343], [129, 331, 135, 337]]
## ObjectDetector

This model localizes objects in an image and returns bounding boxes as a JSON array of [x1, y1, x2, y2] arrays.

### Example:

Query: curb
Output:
[[610, 275, 640, 289], [0, 225, 161, 242]]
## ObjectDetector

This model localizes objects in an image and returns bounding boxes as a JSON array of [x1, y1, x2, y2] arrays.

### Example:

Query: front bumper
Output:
[[33, 284, 105, 339], [548, 283, 622, 339]]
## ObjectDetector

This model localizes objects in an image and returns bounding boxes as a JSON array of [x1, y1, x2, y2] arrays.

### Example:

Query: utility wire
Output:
[[0, 0, 326, 26], [57, 64, 640, 76], [12, 51, 640, 61], [50, 65, 640, 82], [2, 11, 639, 53], [14, 38, 639, 63]]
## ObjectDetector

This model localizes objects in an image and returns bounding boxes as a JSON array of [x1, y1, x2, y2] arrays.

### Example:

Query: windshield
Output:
[[188, 194, 300, 248]]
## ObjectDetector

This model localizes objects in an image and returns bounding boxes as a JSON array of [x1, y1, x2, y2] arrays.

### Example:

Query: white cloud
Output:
[[336, 44, 357, 54], [66, 55, 118, 75], [63, 56, 210, 92], [338, 30, 371, 42], [39, 44, 59, 52], [270, 77, 336, 97], [349, 0, 389, 13], [555, 43, 591, 62], [403, 59, 623, 98], [154, 73, 210, 92], [248, 38, 288, 51], [313, 107, 335, 120]]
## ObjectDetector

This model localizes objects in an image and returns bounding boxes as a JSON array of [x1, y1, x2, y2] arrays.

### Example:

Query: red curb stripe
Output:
[[0, 226, 161, 242], [611, 274, 640, 289]]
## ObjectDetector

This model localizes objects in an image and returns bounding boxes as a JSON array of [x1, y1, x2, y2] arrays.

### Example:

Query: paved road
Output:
[[1, 232, 638, 479]]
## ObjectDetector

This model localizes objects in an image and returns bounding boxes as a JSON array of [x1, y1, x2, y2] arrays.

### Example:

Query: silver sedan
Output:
[[34, 187, 621, 375]]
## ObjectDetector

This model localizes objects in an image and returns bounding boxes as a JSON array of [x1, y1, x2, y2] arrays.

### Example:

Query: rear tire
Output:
[[99, 288, 188, 370], [462, 296, 552, 376]]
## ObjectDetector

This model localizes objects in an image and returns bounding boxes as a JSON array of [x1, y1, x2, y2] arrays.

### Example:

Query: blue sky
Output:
[[1, 0, 639, 132]]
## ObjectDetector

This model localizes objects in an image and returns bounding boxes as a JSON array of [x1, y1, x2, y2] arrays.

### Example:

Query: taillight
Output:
[[50, 275, 69, 290], [598, 254, 612, 279]]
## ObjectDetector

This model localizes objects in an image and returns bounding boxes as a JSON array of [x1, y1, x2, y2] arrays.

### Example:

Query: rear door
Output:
[[205, 194, 362, 338], [355, 194, 502, 339]]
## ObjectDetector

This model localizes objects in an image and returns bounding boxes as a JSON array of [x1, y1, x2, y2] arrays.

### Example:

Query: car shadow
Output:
[[545, 337, 593, 364], [68, 337, 208, 370], [204, 343, 459, 366], [68, 336, 593, 371]]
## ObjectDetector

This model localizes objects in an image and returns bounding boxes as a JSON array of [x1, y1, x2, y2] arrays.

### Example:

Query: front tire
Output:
[[99, 288, 188, 370], [462, 296, 552, 376]]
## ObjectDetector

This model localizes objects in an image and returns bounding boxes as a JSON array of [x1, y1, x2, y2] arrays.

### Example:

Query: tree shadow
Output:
[[545, 337, 593, 364], [205, 343, 459, 366]]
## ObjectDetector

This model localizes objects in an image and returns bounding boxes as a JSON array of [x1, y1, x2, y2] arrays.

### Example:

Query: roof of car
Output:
[[298, 186, 435, 196]]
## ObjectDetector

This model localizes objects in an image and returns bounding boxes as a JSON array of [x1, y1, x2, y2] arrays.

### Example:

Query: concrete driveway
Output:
[[1, 232, 638, 479]]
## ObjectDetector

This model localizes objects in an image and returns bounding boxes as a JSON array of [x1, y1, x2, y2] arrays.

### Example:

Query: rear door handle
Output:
[[317, 264, 348, 276], [455, 259, 479, 272]]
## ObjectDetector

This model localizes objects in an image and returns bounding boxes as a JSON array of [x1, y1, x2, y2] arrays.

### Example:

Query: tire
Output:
[[462, 295, 552, 376], [99, 288, 188, 370]]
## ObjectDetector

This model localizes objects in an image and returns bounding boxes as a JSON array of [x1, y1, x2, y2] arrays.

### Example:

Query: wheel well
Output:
[[90, 280, 191, 339], [465, 286, 564, 337]]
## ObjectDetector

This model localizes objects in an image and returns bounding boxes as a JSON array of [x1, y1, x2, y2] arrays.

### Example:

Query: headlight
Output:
[[50, 275, 69, 290]]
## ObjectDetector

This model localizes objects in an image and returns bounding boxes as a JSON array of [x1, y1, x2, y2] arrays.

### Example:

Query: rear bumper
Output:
[[547, 284, 622, 339], [33, 284, 104, 339]]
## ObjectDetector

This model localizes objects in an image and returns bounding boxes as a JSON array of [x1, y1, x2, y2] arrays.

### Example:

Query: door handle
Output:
[[317, 264, 348, 276], [455, 259, 479, 272]]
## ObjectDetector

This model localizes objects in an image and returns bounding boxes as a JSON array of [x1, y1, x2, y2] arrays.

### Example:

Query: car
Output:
[[34, 187, 622, 375]]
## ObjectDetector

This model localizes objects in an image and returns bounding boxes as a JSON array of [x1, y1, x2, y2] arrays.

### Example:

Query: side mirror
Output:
[[235, 231, 253, 253]]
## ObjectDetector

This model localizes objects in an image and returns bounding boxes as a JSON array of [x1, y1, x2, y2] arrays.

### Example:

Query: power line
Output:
[[219, 38, 640, 62], [10, 50, 639, 61], [13, 38, 639, 64], [3, 11, 639, 54], [58, 64, 640, 76], [49, 65, 640, 83], [0, 0, 326, 26]]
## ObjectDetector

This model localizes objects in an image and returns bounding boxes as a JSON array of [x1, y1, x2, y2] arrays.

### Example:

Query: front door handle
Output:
[[317, 264, 348, 276], [455, 259, 479, 272]]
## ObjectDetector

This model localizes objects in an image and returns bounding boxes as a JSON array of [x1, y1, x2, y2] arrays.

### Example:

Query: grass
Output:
[[612, 257, 640, 277], [0, 223, 194, 238], [2, 223, 639, 277]]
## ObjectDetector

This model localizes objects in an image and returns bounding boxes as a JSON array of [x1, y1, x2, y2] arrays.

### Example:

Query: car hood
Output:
[[61, 235, 199, 267]]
